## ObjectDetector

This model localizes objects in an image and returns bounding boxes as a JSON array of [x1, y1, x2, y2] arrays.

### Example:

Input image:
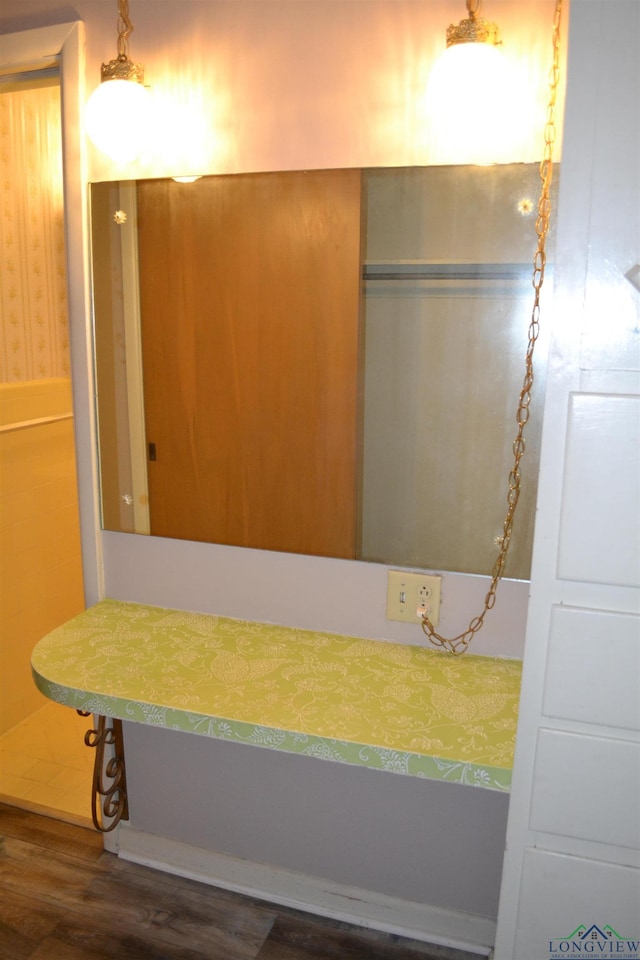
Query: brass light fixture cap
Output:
[[446, 0, 501, 48], [446, 15, 501, 47], [100, 53, 145, 84]]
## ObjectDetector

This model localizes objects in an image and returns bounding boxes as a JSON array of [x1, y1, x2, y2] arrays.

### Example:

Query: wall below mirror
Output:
[[92, 162, 556, 580]]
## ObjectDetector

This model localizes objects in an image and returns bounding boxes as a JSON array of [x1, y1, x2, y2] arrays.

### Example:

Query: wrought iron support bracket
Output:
[[77, 712, 129, 832]]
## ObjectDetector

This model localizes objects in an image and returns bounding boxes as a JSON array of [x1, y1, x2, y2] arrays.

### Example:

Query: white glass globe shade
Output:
[[85, 78, 150, 163], [427, 42, 515, 165]]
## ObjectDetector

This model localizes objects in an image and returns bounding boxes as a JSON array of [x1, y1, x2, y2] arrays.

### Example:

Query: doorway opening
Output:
[[0, 70, 90, 826]]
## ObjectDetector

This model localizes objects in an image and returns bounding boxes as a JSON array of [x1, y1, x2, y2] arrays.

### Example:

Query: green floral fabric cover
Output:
[[32, 599, 522, 791]]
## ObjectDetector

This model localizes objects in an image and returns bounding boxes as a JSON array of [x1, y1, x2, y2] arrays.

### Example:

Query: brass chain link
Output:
[[422, 0, 563, 655], [116, 0, 134, 59]]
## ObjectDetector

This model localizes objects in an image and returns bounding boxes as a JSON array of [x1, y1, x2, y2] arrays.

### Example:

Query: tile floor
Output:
[[0, 700, 93, 825]]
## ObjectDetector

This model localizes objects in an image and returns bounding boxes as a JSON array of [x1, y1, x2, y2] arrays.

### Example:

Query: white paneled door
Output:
[[494, 2, 640, 958]]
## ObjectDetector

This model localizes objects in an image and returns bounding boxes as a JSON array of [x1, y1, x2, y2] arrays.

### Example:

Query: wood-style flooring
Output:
[[0, 803, 482, 960]]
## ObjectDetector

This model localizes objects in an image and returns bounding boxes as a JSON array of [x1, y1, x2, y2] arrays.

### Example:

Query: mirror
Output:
[[91, 163, 556, 579]]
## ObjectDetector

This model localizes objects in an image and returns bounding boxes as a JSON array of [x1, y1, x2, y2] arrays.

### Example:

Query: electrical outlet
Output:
[[386, 571, 441, 626]]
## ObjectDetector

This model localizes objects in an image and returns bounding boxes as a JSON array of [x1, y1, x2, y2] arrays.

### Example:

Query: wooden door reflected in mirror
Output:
[[138, 169, 363, 558]]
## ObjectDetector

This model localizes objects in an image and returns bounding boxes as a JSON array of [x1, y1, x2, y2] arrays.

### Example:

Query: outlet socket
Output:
[[386, 571, 442, 626]]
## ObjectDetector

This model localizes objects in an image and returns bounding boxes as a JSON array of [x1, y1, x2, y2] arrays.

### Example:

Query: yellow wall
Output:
[[0, 75, 84, 735], [0, 379, 84, 735]]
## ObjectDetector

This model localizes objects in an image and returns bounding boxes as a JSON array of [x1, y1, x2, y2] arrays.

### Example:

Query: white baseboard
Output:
[[114, 822, 495, 955]]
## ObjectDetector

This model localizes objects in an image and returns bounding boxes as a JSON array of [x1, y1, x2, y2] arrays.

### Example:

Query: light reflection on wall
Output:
[[86, 1, 564, 182], [143, 72, 233, 176]]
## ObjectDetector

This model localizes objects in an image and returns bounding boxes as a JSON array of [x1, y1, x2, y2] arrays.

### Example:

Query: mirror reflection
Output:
[[91, 163, 556, 579]]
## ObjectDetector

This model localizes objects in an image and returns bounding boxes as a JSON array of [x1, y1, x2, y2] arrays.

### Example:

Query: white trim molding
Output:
[[116, 822, 495, 957]]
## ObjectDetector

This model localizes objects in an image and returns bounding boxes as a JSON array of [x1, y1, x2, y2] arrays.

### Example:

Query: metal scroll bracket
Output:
[[77, 712, 129, 832]]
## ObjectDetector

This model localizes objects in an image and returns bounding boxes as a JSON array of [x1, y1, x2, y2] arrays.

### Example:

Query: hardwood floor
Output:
[[0, 803, 482, 960]]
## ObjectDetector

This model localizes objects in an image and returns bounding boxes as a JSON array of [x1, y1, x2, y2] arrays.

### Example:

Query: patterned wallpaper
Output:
[[0, 77, 70, 382]]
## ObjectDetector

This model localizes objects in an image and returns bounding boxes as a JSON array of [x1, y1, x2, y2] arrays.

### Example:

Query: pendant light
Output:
[[85, 0, 149, 163], [427, 0, 513, 165]]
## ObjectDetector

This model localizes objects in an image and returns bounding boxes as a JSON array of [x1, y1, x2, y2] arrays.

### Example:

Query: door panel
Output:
[[137, 169, 363, 558]]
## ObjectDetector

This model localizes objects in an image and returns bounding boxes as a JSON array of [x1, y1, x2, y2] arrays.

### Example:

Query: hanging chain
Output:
[[422, 0, 563, 655], [116, 0, 134, 60], [102, 0, 144, 84]]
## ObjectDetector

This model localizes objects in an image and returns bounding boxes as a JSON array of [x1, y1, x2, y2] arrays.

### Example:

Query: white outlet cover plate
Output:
[[386, 571, 442, 626]]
